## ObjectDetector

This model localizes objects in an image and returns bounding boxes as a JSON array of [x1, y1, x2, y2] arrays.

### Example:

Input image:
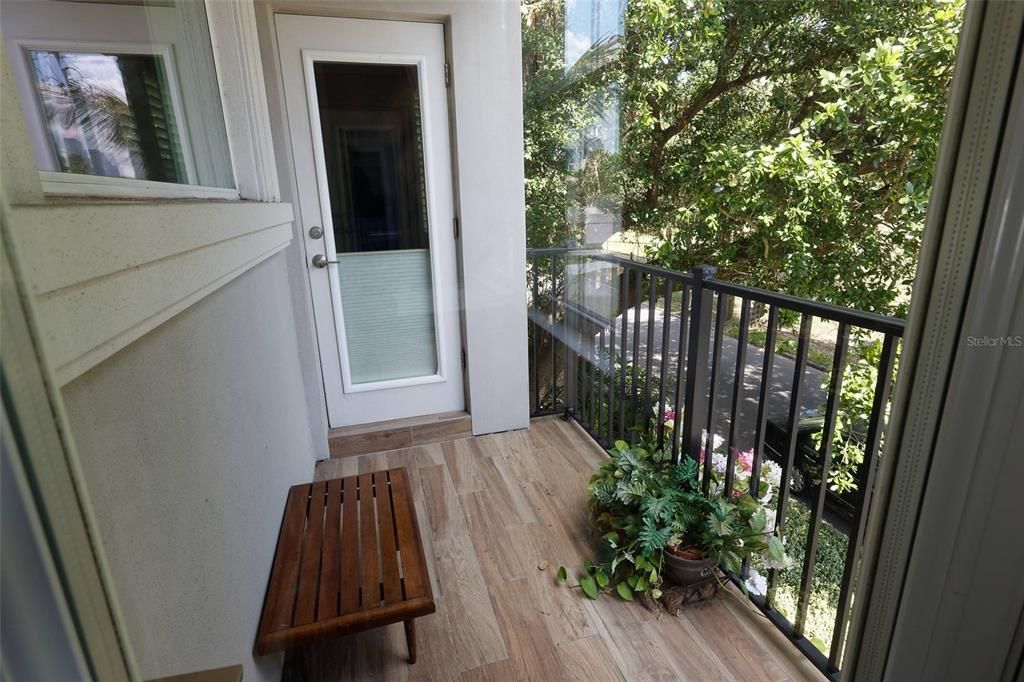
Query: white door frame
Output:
[[257, 1, 531, 438], [275, 14, 465, 428]]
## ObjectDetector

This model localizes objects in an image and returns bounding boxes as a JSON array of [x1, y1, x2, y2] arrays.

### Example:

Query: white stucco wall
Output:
[[61, 253, 316, 682], [256, 0, 530, 436]]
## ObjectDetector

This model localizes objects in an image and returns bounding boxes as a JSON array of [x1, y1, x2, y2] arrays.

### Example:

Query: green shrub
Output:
[[752, 500, 848, 654]]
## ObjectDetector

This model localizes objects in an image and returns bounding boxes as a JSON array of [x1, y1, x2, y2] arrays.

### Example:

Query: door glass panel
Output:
[[313, 61, 438, 385]]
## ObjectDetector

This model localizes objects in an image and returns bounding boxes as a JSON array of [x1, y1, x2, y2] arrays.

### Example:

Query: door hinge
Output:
[[453, 216, 460, 239], [444, 62, 451, 87], [460, 347, 467, 369]]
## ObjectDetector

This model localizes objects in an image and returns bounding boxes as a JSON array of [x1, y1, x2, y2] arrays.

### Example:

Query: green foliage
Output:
[[638, 0, 962, 316], [523, 0, 964, 317], [578, 356, 663, 439], [559, 440, 786, 600], [579, 574, 599, 599], [811, 338, 899, 494], [756, 498, 849, 654]]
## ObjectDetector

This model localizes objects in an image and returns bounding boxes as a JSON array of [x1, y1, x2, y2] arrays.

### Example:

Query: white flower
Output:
[[745, 569, 768, 596], [761, 460, 783, 489], [711, 452, 729, 474]]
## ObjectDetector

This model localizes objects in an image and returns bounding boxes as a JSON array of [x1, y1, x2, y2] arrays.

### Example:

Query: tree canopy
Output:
[[522, 0, 963, 316]]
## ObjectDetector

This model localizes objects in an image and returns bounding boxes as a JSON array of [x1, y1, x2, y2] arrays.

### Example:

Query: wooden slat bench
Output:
[[255, 468, 434, 672]]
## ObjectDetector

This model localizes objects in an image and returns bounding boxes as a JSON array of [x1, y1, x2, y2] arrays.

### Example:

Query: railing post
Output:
[[563, 247, 576, 419], [680, 264, 716, 464]]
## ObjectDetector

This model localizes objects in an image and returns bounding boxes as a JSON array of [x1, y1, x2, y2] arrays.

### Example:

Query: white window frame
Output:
[[4, 0, 278, 203], [17, 39, 207, 194], [205, 0, 280, 203], [37, 170, 239, 200]]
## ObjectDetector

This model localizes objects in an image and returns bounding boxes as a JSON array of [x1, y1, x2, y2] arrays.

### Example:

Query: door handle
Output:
[[311, 254, 339, 269]]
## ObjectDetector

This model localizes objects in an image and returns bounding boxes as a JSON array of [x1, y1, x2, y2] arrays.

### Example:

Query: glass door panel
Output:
[[312, 61, 438, 385]]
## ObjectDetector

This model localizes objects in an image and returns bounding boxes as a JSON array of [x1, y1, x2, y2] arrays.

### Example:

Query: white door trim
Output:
[[275, 14, 464, 428], [257, 1, 531, 437], [205, 0, 282, 201], [300, 48, 450, 394]]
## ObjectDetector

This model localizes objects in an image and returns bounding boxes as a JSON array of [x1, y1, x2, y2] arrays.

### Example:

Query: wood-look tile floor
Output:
[[302, 417, 825, 681]]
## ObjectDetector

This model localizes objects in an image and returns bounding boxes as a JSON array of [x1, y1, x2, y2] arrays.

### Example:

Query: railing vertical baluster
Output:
[[681, 265, 716, 463], [829, 333, 897, 668], [597, 328, 606, 445], [574, 341, 582, 420], [767, 313, 813, 605], [630, 270, 642, 435], [795, 323, 849, 637], [749, 304, 779, 495], [670, 286, 691, 463], [702, 294, 727, 496], [607, 269, 617, 440], [743, 304, 778, 581], [641, 276, 658, 428], [589, 296, 598, 430], [550, 254, 558, 410], [564, 255, 576, 418], [531, 257, 540, 412], [619, 265, 630, 441], [725, 298, 751, 494], [656, 279, 674, 450]]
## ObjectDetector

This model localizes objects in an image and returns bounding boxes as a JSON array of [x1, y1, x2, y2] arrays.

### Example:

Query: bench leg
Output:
[[404, 619, 417, 664]]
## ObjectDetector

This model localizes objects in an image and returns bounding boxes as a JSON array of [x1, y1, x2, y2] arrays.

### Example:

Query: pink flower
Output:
[[734, 448, 754, 473], [663, 408, 676, 423]]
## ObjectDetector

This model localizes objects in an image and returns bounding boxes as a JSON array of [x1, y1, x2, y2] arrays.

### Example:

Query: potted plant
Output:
[[557, 439, 787, 602]]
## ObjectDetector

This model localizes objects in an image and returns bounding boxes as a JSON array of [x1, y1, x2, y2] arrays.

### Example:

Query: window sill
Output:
[[39, 172, 240, 201]]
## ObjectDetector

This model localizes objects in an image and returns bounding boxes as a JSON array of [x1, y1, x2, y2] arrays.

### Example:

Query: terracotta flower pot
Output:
[[663, 547, 716, 586]]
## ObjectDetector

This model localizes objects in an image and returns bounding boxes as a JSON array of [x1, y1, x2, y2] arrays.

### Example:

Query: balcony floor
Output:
[[305, 416, 824, 681]]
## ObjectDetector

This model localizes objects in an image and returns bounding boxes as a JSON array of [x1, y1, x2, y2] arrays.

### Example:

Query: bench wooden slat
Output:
[[293, 481, 326, 626], [261, 484, 309, 633], [375, 470, 403, 604], [339, 475, 360, 615], [389, 469, 429, 600], [317, 478, 342, 620], [358, 473, 380, 609]]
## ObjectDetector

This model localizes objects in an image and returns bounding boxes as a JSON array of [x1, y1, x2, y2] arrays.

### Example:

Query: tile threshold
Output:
[[327, 411, 472, 458]]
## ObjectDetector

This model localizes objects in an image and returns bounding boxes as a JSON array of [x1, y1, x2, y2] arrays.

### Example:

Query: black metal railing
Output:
[[526, 246, 904, 680]]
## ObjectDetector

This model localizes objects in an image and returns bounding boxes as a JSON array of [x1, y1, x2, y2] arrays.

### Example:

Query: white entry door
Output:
[[276, 15, 464, 428]]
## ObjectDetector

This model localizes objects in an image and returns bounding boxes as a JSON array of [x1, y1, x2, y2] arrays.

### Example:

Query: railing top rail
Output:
[[526, 247, 572, 256], [526, 247, 905, 337], [706, 280, 905, 337], [528, 247, 696, 283]]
